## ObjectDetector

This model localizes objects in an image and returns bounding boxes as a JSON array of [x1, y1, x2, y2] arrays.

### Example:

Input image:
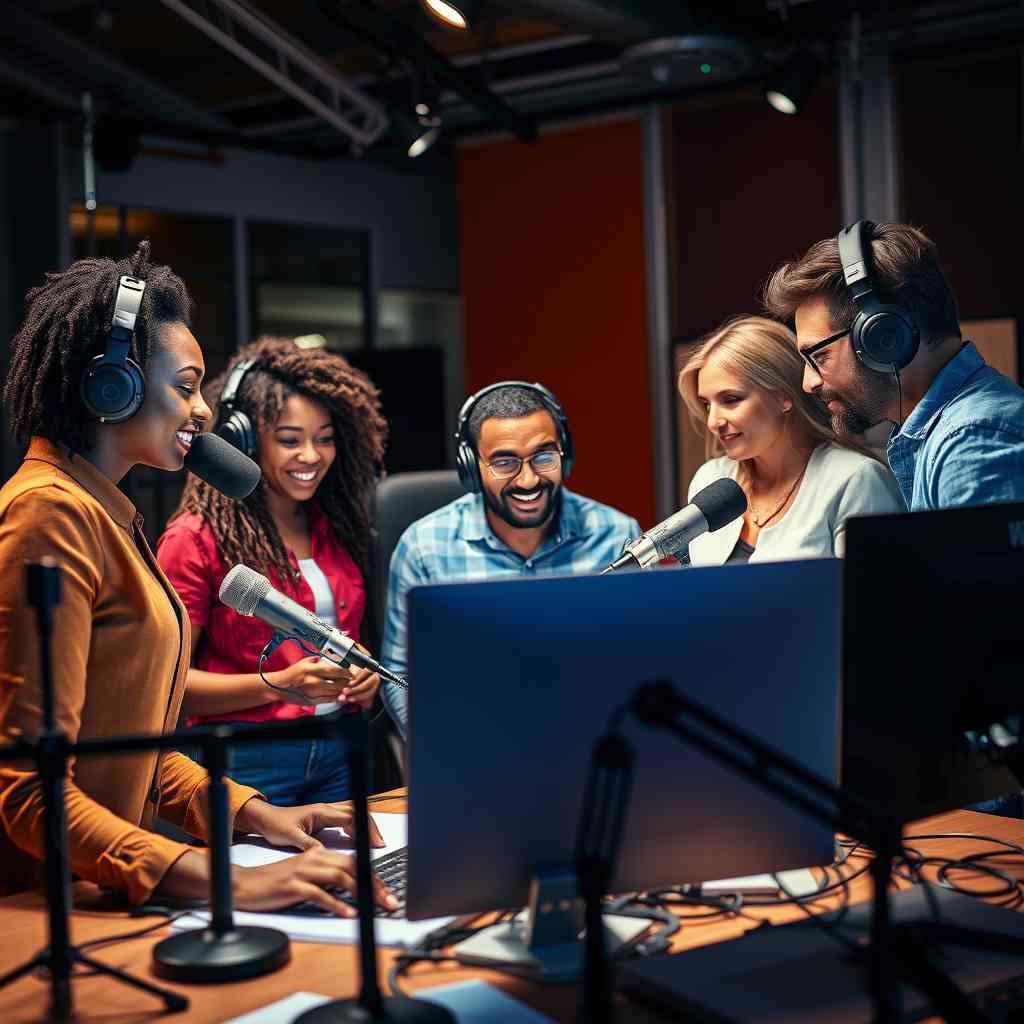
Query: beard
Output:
[[818, 366, 897, 435], [483, 479, 560, 529]]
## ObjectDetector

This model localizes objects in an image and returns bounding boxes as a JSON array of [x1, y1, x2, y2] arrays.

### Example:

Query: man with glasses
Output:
[[380, 382, 640, 736], [763, 221, 1024, 511]]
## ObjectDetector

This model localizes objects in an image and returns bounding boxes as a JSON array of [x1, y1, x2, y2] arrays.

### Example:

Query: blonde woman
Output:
[[678, 316, 904, 564]]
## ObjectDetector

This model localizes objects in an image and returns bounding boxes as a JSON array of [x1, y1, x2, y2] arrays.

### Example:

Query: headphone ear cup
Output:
[[852, 308, 920, 374], [80, 354, 145, 424], [217, 410, 258, 461], [456, 441, 482, 494], [560, 425, 575, 480]]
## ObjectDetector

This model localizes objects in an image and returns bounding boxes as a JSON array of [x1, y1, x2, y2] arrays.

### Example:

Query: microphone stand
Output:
[[575, 680, 1024, 1024], [151, 724, 291, 983], [574, 730, 634, 1024], [0, 562, 188, 1020], [293, 708, 453, 1024]]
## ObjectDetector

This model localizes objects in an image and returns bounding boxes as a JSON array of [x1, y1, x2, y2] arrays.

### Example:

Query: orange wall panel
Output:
[[457, 116, 654, 527]]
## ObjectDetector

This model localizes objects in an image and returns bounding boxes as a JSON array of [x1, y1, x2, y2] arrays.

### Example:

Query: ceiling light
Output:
[[394, 114, 442, 159], [420, 0, 480, 31], [765, 49, 820, 116]]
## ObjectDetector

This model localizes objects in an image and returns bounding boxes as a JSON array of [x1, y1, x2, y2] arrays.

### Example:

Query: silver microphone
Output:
[[219, 564, 407, 689], [602, 479, 747, 573]]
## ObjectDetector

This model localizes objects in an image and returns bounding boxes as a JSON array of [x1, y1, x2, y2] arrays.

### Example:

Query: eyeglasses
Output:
[[484, 449, 563, 480], [800, 328, 850, 372]]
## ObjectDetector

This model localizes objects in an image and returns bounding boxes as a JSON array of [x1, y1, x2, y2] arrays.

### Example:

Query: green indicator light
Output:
[[700, 63, 712, 75]]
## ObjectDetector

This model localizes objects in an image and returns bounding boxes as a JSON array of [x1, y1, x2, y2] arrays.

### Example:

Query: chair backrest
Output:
[[363, 470, 464, 657]]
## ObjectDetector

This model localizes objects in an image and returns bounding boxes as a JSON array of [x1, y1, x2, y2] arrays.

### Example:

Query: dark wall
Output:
[[665, 81, 841, 499], [898, 49, 1023, 337], [667, 81, 841, 342]]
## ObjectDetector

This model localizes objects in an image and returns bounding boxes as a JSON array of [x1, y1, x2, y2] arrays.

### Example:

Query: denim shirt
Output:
[[886, 342, 1024, 511]]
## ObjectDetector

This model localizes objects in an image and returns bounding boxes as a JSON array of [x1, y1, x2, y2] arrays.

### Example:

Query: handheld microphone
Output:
[[602, 478, 747, 573], [219, 564, 407, 689], [184, 432, 261, 500]]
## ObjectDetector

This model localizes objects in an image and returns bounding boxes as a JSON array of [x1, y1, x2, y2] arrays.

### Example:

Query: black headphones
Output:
[[80, 275, 147, 423], [454, 380, 575, 494], [213, 358, 260, 459], [837, 220, 920, 374]]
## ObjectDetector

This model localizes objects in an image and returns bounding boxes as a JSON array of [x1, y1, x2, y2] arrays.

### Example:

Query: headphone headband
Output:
[[837, 220, 876, 303], [79, 274, 147, 423], [213, 357, 261, 461]]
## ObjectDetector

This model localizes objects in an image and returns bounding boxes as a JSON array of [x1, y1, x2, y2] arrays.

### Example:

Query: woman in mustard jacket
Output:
[[0, 243, 393, 915]]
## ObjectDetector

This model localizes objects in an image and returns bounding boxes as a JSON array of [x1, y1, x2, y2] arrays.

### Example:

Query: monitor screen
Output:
[[842, 502, 1024, 822], [405, 559, 841, 921]]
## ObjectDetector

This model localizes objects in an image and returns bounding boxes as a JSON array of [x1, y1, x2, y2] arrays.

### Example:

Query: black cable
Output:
[[69, 911, 193, 974]]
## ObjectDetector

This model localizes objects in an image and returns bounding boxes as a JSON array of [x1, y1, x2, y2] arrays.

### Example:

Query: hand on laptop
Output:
[[234, 848, 399, 916], [235, 797, 385, 852]]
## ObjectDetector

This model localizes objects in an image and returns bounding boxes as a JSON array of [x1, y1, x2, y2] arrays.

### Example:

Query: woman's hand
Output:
[[264, 656, 354, 706], [234, 849, 398, 916], [235, 797, 385, 852], [339, 667, 381, 710]]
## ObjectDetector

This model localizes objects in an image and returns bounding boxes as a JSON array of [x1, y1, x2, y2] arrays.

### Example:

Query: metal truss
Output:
[[159, 0, 389, 151]]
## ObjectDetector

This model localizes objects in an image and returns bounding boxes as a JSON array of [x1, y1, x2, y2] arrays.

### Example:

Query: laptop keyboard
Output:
[[286, 846, 408, 919]]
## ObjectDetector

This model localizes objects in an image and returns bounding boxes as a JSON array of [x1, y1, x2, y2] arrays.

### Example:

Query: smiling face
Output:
[[257, 393, 336, 504], [696, 348, 791, 462], [795, 295, 896, 435], [477, 410, 563, 530], [114, 321, 210, 471]]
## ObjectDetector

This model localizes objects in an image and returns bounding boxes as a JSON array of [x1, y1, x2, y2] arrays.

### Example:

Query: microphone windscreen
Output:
[[219, 564, 269, 615], [691, 478, 747, 532], [184, 432, 261, 500]]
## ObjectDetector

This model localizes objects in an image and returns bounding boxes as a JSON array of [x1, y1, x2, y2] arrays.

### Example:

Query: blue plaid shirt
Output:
[[887, 342, 1024, 510], [380, 488, 641, 735]]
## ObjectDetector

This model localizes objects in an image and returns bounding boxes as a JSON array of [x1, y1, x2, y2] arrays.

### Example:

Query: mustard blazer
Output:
[[0, 438, 260, 903]]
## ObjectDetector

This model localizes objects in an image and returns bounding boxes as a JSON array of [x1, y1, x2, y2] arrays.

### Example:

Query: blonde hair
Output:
[[678, 316, 877, 488]]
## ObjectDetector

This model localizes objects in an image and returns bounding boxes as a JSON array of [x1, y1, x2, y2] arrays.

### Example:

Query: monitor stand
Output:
[[451, 867, 650, 984]]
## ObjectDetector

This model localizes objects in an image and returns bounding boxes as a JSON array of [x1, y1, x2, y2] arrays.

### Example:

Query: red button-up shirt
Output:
[[157, 505, 366, 724]]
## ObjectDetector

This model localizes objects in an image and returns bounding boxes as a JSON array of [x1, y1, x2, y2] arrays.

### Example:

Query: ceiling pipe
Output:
[[512, 0, 700, 46]]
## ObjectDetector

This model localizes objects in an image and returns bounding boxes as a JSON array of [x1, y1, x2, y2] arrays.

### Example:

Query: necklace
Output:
[[749, 464, 808, 528]]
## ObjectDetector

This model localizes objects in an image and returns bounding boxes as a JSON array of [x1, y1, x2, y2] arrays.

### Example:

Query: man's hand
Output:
[[235, 797, 385, 852]]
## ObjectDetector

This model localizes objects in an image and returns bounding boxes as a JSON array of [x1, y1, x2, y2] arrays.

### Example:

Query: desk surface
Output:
[[2, 793, 1023, 1023]]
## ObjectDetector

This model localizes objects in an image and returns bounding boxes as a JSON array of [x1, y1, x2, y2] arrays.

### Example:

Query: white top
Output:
[[297, 557, 340, 715], [298, 557, 338, 627], [686, 442, 905, 565]]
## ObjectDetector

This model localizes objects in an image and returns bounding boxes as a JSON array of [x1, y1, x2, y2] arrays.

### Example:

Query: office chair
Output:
[[365, 470, 464, 789]]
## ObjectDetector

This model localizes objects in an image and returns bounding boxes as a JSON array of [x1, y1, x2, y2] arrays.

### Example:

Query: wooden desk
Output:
[[1, 794, 1023, 1023]]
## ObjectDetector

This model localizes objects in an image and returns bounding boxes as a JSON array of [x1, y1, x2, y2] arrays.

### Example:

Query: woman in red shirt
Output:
[[158, 337, 387, 804]]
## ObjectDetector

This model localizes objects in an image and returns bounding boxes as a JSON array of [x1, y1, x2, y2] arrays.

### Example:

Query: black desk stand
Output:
[[0, 561, 188, 1019], [575, 680, 1024, 1024], [293, 711, 453, 1024], [151, 727, 291, 982]]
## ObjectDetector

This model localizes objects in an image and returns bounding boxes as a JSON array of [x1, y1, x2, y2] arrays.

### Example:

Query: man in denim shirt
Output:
[[380, 383, 640, 737], [763, 221, 1024, 510], [765, 221, 1024, 817]]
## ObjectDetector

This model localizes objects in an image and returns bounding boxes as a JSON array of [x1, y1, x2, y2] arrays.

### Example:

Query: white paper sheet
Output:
[[171, 812, 456, 946]]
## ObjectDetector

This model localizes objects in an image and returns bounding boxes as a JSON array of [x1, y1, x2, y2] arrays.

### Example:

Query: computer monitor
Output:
[[842, 502, 1024, 822], [404, 559, 841, 974]]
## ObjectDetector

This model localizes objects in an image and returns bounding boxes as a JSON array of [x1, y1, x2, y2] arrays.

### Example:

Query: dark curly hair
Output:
[[171, 338, 387, 580], [4, 240, 192, 452]]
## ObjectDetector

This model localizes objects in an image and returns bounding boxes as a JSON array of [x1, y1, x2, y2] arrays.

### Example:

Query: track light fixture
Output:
[[394, 114, 442, 159], [765, 48, 821, 116], [419, 0, 480, 32]]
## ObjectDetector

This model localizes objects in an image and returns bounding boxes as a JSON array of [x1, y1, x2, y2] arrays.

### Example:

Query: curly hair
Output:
[[4, 240, 192, 452], [172, 338, 387, 580]]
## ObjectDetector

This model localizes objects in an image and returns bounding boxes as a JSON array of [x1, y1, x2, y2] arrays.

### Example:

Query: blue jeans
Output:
[[225, 723, 351, 805]]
